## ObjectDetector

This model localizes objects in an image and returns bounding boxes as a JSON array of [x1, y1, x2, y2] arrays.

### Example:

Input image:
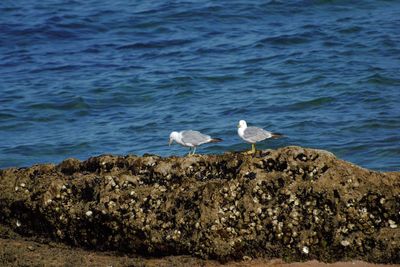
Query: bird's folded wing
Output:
[[181, 130, 210, 145], [243, 127, 272, 142]]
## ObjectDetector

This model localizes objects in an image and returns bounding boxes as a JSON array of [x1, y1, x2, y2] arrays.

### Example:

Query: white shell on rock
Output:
[[86, 210, 93, 217], [341, 240, 350, 247]]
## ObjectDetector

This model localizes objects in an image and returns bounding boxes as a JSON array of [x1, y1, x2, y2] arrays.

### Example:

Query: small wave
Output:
[[29, 64, 82, 74], [201, 75, 238, 82], [344, 42, 368, 49], [117, 39, 192, 50], [286, 120, 330, 128], [259, 35, 310, 46], [120, 121, 160, 135], [322, 40, 342, 47], [338, 26, 363, 34], [365, 73, 400, 86], [287, 97, 336, 111], [175, 90, 194, 98], [0, 121, 35, 131], [0, 113, 16, 120], [238, 56, 275, 64], [342, 119, 400, 133], [195, 46, 242, 54], [4, 142, 91, 156], [27, 97, 90, 111], [14, 24, 78, 40], [29, 115, 61, 123]]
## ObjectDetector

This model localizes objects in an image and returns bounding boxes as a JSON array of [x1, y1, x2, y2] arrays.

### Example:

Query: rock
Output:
[[0, 146, 399, 263], [57, 158, 81, 174]]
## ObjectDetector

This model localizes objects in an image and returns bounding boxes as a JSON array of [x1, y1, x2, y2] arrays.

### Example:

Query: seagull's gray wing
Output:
[[243, 127, 272, 143], [181, 130, 211, 146]]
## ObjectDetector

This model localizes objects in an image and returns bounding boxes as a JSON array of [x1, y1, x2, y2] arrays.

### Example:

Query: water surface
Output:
[[1, 1, 399, 171]]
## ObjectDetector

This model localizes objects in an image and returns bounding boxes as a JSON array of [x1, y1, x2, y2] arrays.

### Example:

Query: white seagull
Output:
[[169, 130, 222, 155], [237, 120, 283, 154]]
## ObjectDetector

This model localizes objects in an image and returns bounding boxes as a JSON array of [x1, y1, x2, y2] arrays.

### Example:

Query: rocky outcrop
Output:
[[0, 146, 399, 263]]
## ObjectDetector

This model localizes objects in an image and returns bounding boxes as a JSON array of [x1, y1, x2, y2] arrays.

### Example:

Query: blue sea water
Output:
[[1, 1, 399, 171]]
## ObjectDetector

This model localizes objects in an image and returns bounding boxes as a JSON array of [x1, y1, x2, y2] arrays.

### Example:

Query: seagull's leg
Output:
[[252, 143, 256, 154], [192, 146, 197, 155], [244, 143, 256, 154], [188, 147, 192, 156]]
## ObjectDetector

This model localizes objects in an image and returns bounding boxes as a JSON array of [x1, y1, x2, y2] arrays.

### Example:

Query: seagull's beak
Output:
[[168, 138, 173, 146]]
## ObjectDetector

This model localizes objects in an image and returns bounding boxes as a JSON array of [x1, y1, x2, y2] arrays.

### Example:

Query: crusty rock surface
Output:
[[0, 146, 399, 263]]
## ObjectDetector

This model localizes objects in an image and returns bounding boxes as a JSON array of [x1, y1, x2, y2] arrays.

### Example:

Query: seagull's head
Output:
[[237, 120, 247, 129], [169, 131, 179, 146]]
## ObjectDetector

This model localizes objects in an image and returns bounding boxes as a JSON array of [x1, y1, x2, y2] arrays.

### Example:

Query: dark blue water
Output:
[[1, 1, 400, 171]]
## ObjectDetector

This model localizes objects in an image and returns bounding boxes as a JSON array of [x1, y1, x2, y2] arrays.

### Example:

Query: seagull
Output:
[[169, 130, 222, 155], [237, 120, 283, 154]]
